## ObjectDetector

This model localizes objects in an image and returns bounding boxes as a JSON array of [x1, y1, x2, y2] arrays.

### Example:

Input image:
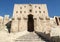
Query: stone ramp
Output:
[[14, 32, 46, 42]]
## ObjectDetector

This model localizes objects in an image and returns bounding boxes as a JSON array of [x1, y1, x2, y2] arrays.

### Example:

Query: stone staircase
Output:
[[14, 32, 46, 42]]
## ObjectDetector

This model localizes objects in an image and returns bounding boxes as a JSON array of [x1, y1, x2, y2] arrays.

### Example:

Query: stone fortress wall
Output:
[[0, 15, 10, 30], [11, 4, 50, 33], [0, 4, 60, 34]]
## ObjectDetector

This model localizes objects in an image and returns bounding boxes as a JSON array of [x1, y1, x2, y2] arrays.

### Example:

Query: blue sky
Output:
[[0, 0, 60, 18]]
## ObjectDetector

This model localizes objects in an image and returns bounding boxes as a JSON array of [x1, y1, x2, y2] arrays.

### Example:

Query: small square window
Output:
[[24, 11, 26, 13], [16, 11, 18, 13], [20, 11, 22, 13], [39, 11, 41, 13], [43, 11, 45, 13], [20, 7, 22, 9], [39, 7, 40, 9]]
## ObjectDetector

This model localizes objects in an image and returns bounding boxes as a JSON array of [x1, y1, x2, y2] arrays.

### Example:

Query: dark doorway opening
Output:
[[28, 14, 34, 32]]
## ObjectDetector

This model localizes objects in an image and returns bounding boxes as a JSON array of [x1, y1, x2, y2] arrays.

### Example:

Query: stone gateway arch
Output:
[[28, 14, 34, 32]]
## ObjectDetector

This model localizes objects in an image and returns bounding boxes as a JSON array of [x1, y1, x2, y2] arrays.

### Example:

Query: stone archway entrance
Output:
[[27, 14, 34, 32]]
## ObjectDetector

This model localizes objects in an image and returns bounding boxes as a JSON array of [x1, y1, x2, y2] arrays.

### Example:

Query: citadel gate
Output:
[[28, 14, 34, 32]]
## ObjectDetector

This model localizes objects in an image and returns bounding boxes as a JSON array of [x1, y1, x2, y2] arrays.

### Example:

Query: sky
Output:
[[0, 0, 60, 18]]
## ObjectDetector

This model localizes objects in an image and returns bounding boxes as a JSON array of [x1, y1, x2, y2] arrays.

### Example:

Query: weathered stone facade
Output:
[[0, 4, 60, 34], [11, 4, 51, 34]]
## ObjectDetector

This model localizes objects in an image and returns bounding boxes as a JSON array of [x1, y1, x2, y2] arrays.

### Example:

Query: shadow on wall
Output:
[[6, 21, 12, 33], [35, 31, 60, 42]]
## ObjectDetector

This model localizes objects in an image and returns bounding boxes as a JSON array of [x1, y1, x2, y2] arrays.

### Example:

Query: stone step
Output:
[[14, 32, 46, 42]]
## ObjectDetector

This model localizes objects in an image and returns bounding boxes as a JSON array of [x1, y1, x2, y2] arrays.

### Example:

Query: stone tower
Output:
[[11, 4, 50, 33]]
